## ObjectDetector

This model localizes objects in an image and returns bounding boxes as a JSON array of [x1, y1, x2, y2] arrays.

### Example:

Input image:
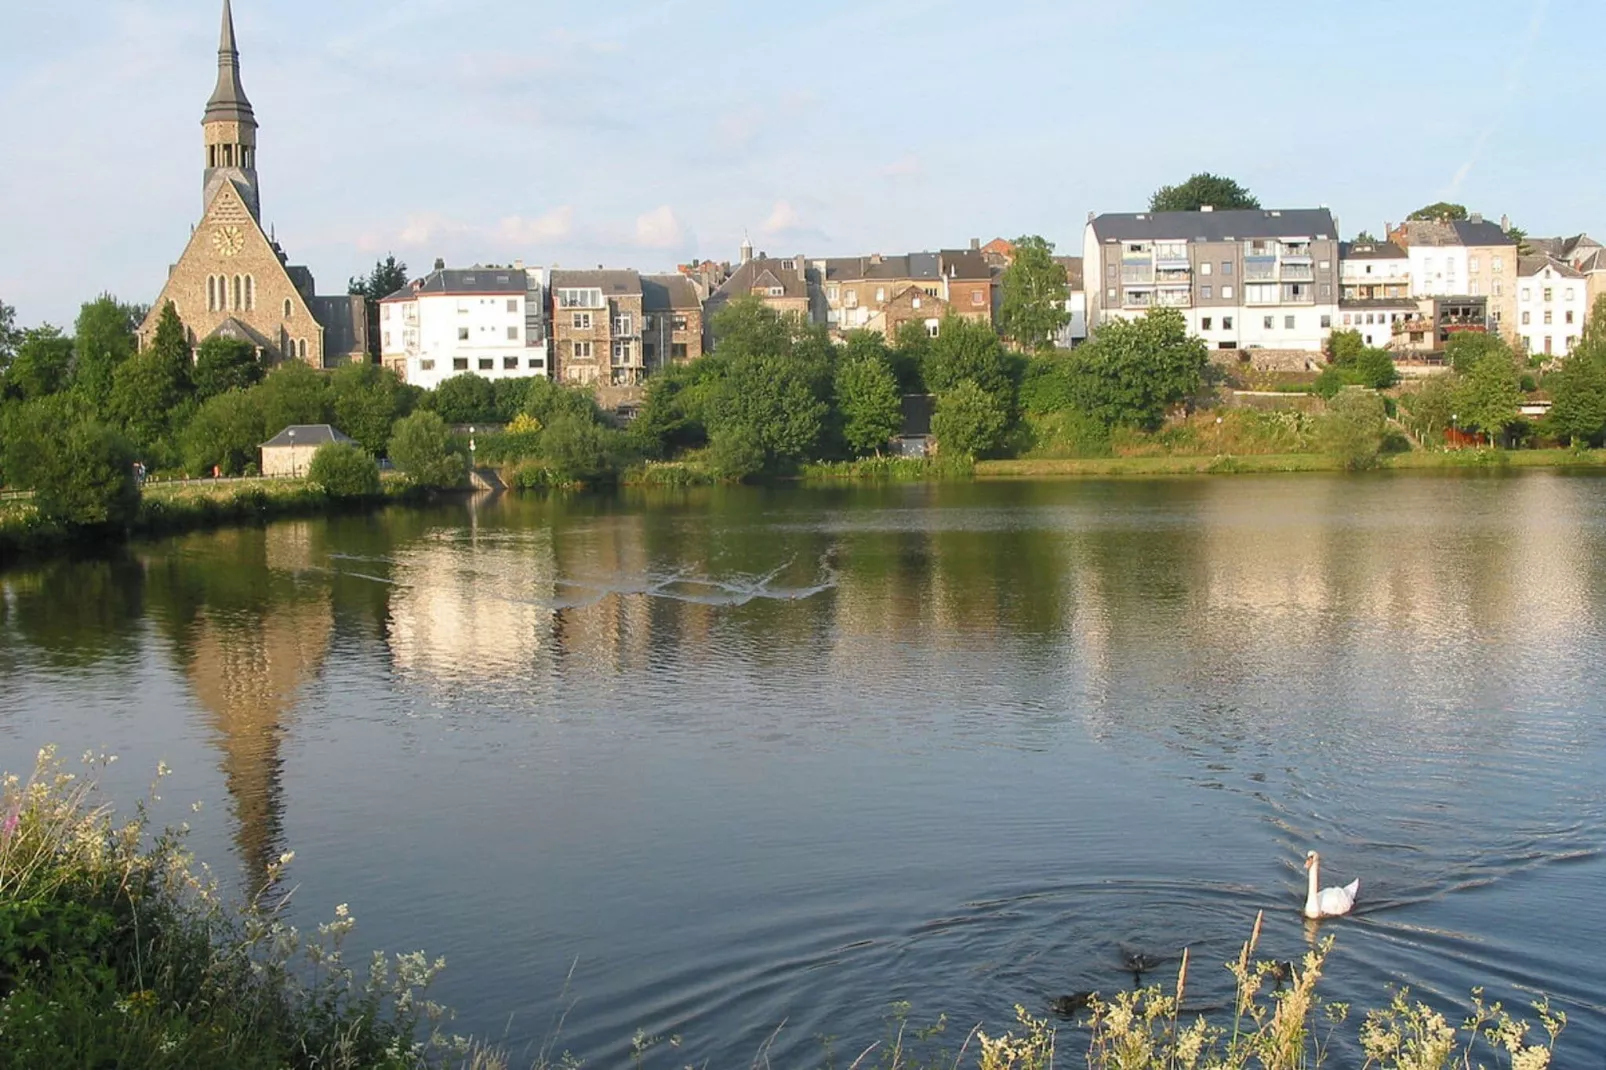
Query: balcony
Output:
[[1280, 264, 1314, 283], [1121, 266, 1154, 284], [1155, 289, 1192, 308], [1279, 246, 1313, 263], [1243, 258, 1277, 281], [1155, 268, 1191, 286], [1122, 289, 1154, 309]]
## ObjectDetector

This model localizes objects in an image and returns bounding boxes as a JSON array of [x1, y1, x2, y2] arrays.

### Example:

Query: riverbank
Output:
[[978, 447, 1606, 479]]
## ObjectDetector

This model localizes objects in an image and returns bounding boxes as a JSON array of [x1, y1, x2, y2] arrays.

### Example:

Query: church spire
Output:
[[204, 0, 255, 126]]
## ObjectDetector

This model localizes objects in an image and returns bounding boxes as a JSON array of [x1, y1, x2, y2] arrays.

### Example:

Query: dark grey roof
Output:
[[261, 425, 355, 449], [309, 295, 366, 363], [909, 252, 940, 279], [383, 267, 530, 300], [821, 254, 939, 283], [1089, 208, 1338, 243], [711, 255, 809, 300], [938, 248, 990, 280], [1053, 256, 1084, 289], [1518, 255, 1585, 280], [641, 274, 702, 311], [1339, 241, 1407, 260], [203, 0, 255, 126], [1394, 220, 1515, 248], [204, 316, 266, 346], [549, 269, 642, 295]]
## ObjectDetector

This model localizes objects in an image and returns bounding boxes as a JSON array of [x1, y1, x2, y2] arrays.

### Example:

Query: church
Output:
[[138, 0, 365, 366]]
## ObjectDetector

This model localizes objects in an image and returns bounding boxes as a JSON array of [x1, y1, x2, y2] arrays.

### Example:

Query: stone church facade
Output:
[[138, 0, 365, 366]]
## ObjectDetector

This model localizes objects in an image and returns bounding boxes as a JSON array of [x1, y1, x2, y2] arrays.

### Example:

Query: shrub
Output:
[[389, 410, 466, 489], [10, 420, 140, 529], [306, 442, 380, 499], [539, 412, 625, 485], [1316, 389, 1388, 470], [933, 379, 1009, 458]]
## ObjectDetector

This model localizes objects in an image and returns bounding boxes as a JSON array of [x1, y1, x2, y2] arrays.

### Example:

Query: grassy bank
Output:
[[0, 749, 1570, 1070], [980, 447, 1606, 480]]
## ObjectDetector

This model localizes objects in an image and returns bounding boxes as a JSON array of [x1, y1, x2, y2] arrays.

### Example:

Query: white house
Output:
[[1337, 240, 1416, 348], [1516, 257, 1586, 358], [1083, 207, 1341, 354], [379, 262, 550, 389]]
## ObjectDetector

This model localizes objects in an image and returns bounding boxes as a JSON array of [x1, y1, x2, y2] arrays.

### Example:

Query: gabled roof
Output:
[[1054, 256, 1084, 290], [938, 248, 990, 280], [641, 274, 702, 311], [204, 316, 264, 345], [1339, 241, 1407, 260], [1518, 255, 1585, 279], [711, 255, 809, 301], [1089, 208, 1338, 243], [383, 267, 530, 301], [261, 424, 355, 449], [309, 295, 367, 362], [1393, 219, 1515, 248], [204, 0, 254, 126], [549, 269, 642, 295]]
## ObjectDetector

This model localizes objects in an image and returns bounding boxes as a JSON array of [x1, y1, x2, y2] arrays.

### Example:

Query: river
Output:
[[2, 473, 1603, 1065]]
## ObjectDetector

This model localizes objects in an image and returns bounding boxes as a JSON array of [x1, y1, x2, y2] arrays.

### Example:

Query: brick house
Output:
[[870, 286, 953, 340], [704, 252, 818, 348], [641, 274, 704, 369], [550, 269, 645, 386], [823, 249, 993, 337]]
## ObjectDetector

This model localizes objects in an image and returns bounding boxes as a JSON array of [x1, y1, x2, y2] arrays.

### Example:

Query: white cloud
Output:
[[497, 207, 575, 244], [634, 206, 684, 249], [760, 201, 803, 236]]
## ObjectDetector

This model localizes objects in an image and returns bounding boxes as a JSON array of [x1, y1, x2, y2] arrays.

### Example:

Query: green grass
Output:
[[799, 455, 975, 482]]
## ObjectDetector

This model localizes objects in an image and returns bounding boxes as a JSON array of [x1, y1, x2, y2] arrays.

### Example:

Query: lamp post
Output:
[[288, 428, 296, 478], [468, 426, 476, 471]]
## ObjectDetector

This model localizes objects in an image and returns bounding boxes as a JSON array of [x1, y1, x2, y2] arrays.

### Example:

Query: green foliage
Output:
[[707, 422, 766, 480], [923, 315, 1016, 406], [192, 336, 264, 401], [997, 235, 1069, 351], [328, 362, 411, 456], [889, 321, 933, 393], [523, 376, 599, 427], [146, 301, 191, 384], [1019, 352, 1080, 415], [70, 295, 142, 413], [626, 363, 711, 458], [1068, 307, 1208, 429], [932, 379, 1008, 458], [1444, 331, 1512, 375], [1320, 332, 1398, 393], [0, 298, 19, 372], [430, 373, 499, 425], [306, 441, 381, 498], [709, 294, 794, 358], [706, 299, 831, 473], [1455, 349, 1522, 443], [835, 349, 903, 456], [4, 327, 74, 401], [347, 253, 409, 360], [539, 412, 626, 485], [1399, 376, 1457, 443], [1407, 202, 1469, 222], [108, 347, 192, 448], [491, 376, 534, 422], [1, 394, 92, 490], [255, 362, 330, 438], [388, 409, 465, 488], [1149, 173, 1259, 213], [181, 390, 263, 476], [1316, 389, 1389, 470], [10, 420, 140, 528], [1022, 407, 1113, 458], [1545, 350, 1606, 447]]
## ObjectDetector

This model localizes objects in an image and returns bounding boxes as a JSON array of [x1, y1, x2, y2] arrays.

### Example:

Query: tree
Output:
[[1316, 389, 1388, 470], [71, 295, 142, 413], [1504, 222, 1532, 256], [1455, 349, 1522, 445], [1325, 330, 1397, 389], [1069, 308, 1208, 429], [1544, 352, 1606, 446], [3, 326, 74, 401], [1444, 331, 1513, 375], [709, 295, 794, 359], [709, 350, 828, 472], [932, 379, 1007, 458], [307, 441, 381, 498], [0, 298, 20, 373], [1399, 376, 1457, 444], [835, 349, 903, 456], [192, 336, 264, 401], [328, 362, 411, 456], [889, 321, 933, 393], [389, 410, 466, 488], [923, 315, 1016, 404], [539, 411, 624, 484], [348, 254, 409, 361], [523, 376, 601, 427], [1407, 203, 1469, 223], [10, 419, 140, 528], [1353, 231, 1379, 244], [627, 362, 711, 458], [1149, 174, 1259, 213], [255, 362, 330, 437], [997, 235, 1070, 352], [109, 347, 191, 447], [146, 302, 192, 384], [431, 373, 499, 425], [181, 389, 265, 476]]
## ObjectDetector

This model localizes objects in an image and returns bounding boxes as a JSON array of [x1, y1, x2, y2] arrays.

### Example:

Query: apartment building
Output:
[[1516, 257, 1587, 358], [378, 262, 549, 389], [1083, 208, 1341, 352], [1387, 217, 1516, 340], [1530, 234, 1606, 319], [641, 274, 704, 370], [1337, 240, 1416, 348], [550, 269, 645, 386], [820, 247, 993, 338]]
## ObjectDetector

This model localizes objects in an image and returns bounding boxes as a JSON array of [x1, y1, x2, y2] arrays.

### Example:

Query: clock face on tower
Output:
[[212, 225, 245, 257]]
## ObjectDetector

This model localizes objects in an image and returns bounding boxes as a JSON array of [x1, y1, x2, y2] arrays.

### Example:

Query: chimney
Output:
[[1200, 205, 1214, 213], [970, 237, 980, 251], [796, 254, 807, 281], [513, 258, 524, 270], [1470, 212, 1484, 225], [1500, 213, 1511, 231], [1087, 211, 1095, 223], [870, 252, 883, 265], [433, 257, 445, 271]]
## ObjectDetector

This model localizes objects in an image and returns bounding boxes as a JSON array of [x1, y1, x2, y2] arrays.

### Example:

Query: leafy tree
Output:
[[109, 347, 191, 447], [932, 379, 1008, 458], [328, 362, 411, 456], [1327, 329, 1366, 365], [1407, 202, 1468, 223], [255, 362, 330, 437], [1325, 331, 1398, 390], [192, 336, 264, 401], [923, 315, 1016, 406], [709, 350, 828, 472], [1, 394, 91, 488], [1399, 376, 1457, 444], [10, 419, 140, 528], [523, 376, 600, 427], [889, 321, 932, 393], [1353, 231, 1379, 244], [709, 294, 794, 358], [1149, 173, 1259, 213], [1503, 222, 1532, 256], [5, 326, 74, 401], [627, 362, 713, 458], [0, 298, 19, 373], [491, 377, 534, 422], [431, 373, 499, 425], [835, 349, 903, 456], [1544, 352, 1606, 446], [707, 422, 765, 480], [1444, 331, 1512, 375], [181, 389, 264, 476], [347, 254, 409, 361], [71, 295, 142, 412], [1316, 389, 1388, 470], [1455, 349, 1522, 445], [307, 441, 381, 498], [389, 409, 465, 488], [1068, 308, 1208, 429], [997, 235, 1070, 352], [540, 411, 624, 485], [146, 302, 192, 383]]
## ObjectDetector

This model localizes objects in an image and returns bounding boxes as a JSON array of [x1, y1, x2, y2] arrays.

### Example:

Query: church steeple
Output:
[[202, 0, 260, 221]]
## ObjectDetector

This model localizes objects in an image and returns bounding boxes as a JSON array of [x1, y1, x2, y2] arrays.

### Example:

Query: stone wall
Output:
[[1208, 348, 1323, 373]]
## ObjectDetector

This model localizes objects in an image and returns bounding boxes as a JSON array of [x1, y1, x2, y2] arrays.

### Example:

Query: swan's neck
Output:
[[1305, 859, 1320, 911]]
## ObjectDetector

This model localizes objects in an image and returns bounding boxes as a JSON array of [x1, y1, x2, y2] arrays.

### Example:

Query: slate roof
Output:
[[204, 316, 265, 346], [1054, 256, 1084, 290], [309, 295, 366, 363], [822, 254, 945, 283], [204, 0, 254, 125], [1518, 255, 1585, 279], [641, 274, 702, 311], [261, 425, 355, 449], [938, 248, 991, 280], [711, 255, 809, 300], [382, 267, 531, 301], [1339, 241, 1407, 260], [1089, 208, 1338, 243], [549, 269, 643, 296], [1393, 219, 1515, 248]]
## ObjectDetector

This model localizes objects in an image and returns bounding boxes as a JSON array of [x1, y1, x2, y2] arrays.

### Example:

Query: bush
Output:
[[539, 412, 625, 485], [1316, 389, 1388, 470], [306, 442, 381, 499], [932, 379, 1009, 458], [388, 410, 466, 489], [11, 420, 140, 529]]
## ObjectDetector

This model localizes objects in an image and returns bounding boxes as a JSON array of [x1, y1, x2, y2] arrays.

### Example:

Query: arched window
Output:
[[206, 276, 216, 312], [232, 276, 242, 310], [245, 276, 254, 311], [297, 339, 307, 360], [284, 298, 293, 319]]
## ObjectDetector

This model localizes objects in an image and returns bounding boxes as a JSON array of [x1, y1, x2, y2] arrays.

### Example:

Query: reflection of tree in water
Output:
[[144, 524, 332, 886], [0, 555, 146, 670]]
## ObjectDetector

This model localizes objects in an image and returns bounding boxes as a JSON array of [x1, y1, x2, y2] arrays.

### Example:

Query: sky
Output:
[[0, 0, 1593, 328]]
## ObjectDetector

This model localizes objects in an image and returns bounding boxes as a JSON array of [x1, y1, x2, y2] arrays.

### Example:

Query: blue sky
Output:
[[0, 0, 1590, 328]]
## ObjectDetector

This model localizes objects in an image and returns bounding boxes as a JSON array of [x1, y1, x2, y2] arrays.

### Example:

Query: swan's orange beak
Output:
[[1303, 854, 1314, 869]]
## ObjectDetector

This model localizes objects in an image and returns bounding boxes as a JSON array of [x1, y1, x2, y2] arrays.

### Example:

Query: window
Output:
[[1521, 336, 1531, 352], [1201, 285, 1213, 299], [1320, 283, 1331, 297], [573, 341, 593, 359], [298, 339, 307, 360], [1222, 316, 1234, 330], [507, 326, 518, 340], [572, 312, 592, 329], [284, 298, 293, 318], [1200, 262, 1212, 276], [457, 300, 469, 314], [1566, 288, 1577, 301], [671, 343, 688, 360], [207, 276, 216, 311], [1319, 260, 1331, 270], [245, 276, 254, 311], [232, 275, 242, 309], [612, 340, 632, 365], [384, 331, 392, 349], [1493, 257, 1504, 272], [1221, 261, 1233, 275], [912, 297, 921, 309], [478, 358, 494, 370], [1493, 282, 1502, 296], [453, 357, 468, 370], [845, 289, 858, 307], [528, 358, 542, 369], [420, 359, 435, 371], [971, 289, 985, 307], [644, 343, 656, 362], [1343, 314, 1353, 326], [507, 299, 519, 313], [926, 321, 940, 338], [504, 356, 518, 369], [1221, 285, 1234, 299], [1284, 315, 1295, 329], [1106, 288, 1116, 300], [827, 286, 839, 300], [1469, 257, 1480, 272], [1263, 316, 1274, 329], [382, 304, 391, 321], [672, 314, 688, 332], [1521, 288, 1532, 301], [613, 314, 632, 335], [875, 287, 886, 302], [1106, 263, 1116, 279], [1544, 288, 1554, 302], [1470, 282, 1480, 295], [1567, 336, 1578, 350], [1566, 310, 1576, 324], [458, 327, 469, 341], [1201, 316, 1213, 330], [1320, 314, 1332, 328], [1245, 283, 1277, 304], [1544, 311, 1553, 325]]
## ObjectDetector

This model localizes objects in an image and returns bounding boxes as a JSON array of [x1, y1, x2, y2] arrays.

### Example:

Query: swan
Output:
[[1303, 850, 1359, 919]]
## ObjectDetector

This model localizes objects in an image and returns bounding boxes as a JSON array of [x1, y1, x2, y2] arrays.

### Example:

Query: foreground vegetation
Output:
[[1, 750, 1570, 1069]]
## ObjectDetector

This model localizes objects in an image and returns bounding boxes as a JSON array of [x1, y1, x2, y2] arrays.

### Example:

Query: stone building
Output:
[[1387, 217, 1517, 344], [704, 252, 819, 348], [138, 1, 365, 367], [550, 269, 645, 386], [641, 274, 704, 369], [260, 424, 355, 478]]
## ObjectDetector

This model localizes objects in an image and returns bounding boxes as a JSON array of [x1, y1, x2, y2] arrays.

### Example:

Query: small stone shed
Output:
[[260, 424, 355, 478]]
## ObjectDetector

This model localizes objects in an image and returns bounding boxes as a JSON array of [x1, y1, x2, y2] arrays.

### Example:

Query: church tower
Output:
[[202, 0, 259, 222]]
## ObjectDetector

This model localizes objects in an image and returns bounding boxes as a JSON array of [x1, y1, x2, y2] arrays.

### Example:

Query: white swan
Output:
[[1303, 851, 1359, 919]]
